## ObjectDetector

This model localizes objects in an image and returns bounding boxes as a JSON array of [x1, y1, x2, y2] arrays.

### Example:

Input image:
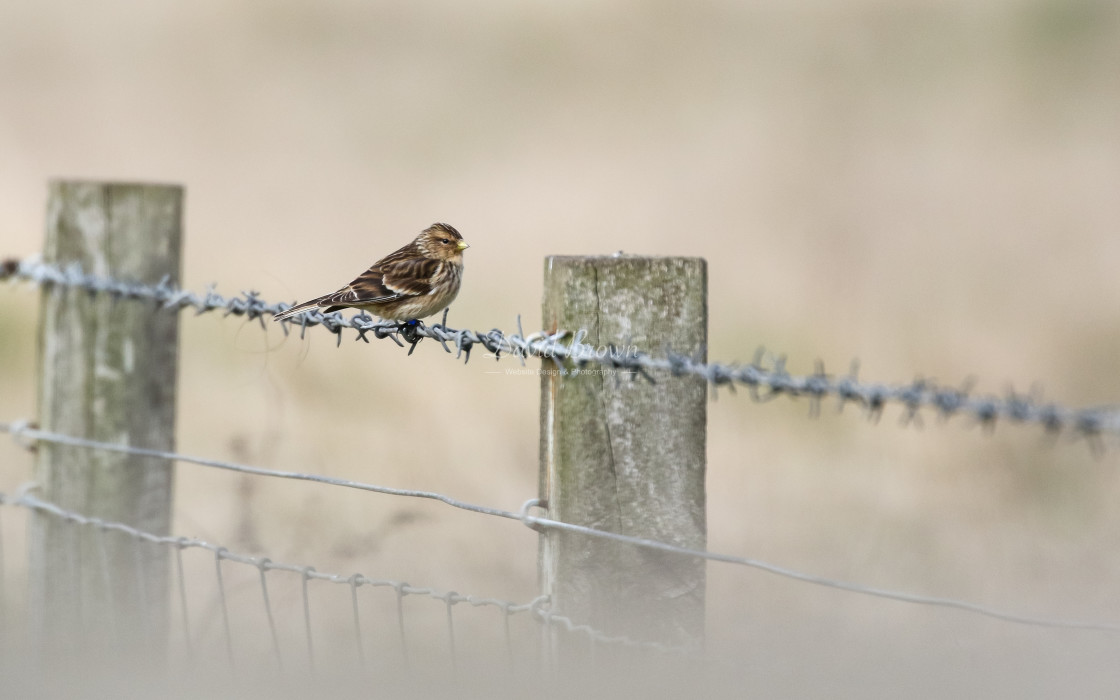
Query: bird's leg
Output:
[[398, 319, 425, 348]]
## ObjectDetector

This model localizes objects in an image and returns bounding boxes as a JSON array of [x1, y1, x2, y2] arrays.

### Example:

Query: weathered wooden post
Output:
[[539, 255, 707, 660], [28, 180, 182, 652]]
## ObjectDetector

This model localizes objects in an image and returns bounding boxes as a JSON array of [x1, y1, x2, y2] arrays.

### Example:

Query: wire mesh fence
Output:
[[2, 420, 1117, 637], [0, 485, 659, 680]]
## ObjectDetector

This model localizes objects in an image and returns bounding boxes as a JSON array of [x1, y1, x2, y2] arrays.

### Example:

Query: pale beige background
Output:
[[1, 0, 1119, 696]]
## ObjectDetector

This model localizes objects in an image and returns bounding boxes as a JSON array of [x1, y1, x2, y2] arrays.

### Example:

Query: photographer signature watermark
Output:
[[494, 366, 638, 377]]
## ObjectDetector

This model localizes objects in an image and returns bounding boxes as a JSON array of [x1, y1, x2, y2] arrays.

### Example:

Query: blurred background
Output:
[[1, 0, 1119, 696]]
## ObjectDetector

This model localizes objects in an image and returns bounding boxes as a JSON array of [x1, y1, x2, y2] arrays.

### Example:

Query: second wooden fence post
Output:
[[539, 255, 708, 658]]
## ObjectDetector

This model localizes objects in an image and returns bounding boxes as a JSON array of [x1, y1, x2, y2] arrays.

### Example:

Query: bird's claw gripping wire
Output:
[[399, 320, 425, 353]]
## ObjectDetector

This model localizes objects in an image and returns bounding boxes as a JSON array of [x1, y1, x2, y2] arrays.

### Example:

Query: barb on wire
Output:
[[4, 256, 1119, 442], [3, 418, 1118, 636]]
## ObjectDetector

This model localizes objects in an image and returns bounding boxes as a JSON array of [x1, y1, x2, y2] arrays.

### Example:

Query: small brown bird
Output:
[[273, 223, 468, 323]]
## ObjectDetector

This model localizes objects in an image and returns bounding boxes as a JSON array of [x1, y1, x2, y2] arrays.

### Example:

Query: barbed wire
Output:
[[4, 420, 1118, 635], [4, 256, 1119, 443], [0, 484, 679, 655]]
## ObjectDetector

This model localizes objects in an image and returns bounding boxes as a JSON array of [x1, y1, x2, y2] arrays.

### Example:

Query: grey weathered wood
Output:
[[539, 255, 707, 655], [29, 180, 183, 651]]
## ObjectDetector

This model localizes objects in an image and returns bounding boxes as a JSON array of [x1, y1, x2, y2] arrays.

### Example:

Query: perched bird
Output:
[[273, 223, 468, 323]]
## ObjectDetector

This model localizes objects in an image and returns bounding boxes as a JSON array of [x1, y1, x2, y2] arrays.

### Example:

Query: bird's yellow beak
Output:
[[457, 240, 470, 251]]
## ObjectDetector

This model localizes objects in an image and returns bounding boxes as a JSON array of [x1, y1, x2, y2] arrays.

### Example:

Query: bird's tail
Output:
[[272, 297, 325, 322]]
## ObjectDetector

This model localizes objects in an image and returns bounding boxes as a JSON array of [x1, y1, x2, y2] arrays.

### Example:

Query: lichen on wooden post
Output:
[[539, 255, 708, 657]]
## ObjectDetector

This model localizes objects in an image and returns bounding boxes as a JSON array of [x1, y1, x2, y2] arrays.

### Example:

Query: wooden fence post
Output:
[[539, 255, 708, 659], [28, 180, 183, 652]]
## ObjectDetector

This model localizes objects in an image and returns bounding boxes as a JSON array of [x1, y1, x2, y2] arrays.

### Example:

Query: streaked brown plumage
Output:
[[273, 223, 468, 323]]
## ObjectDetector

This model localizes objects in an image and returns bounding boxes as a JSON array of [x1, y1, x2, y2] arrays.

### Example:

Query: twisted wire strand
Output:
[[0, 419, 519, 522], [4, 256, 1118, 442], [518, 500, 1120, 634]]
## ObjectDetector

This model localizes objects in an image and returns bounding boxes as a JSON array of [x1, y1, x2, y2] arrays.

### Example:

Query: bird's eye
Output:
[[440, 238, 450, 244]]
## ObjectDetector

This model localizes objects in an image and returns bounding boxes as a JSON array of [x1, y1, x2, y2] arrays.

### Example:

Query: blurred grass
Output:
[[1, 0, 1119, 693]]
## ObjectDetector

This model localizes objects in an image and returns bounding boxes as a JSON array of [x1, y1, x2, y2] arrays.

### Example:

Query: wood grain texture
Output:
[[539, 255, 707, 655]]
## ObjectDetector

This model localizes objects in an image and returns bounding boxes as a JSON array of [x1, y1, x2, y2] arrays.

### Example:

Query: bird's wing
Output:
[[379, 257, 442, 297], [325, 257, 442, 306]]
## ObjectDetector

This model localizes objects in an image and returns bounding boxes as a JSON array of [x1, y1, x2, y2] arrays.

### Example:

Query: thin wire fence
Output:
[[3, 421, 1118, 635], [4, 256, 1118, 444]]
